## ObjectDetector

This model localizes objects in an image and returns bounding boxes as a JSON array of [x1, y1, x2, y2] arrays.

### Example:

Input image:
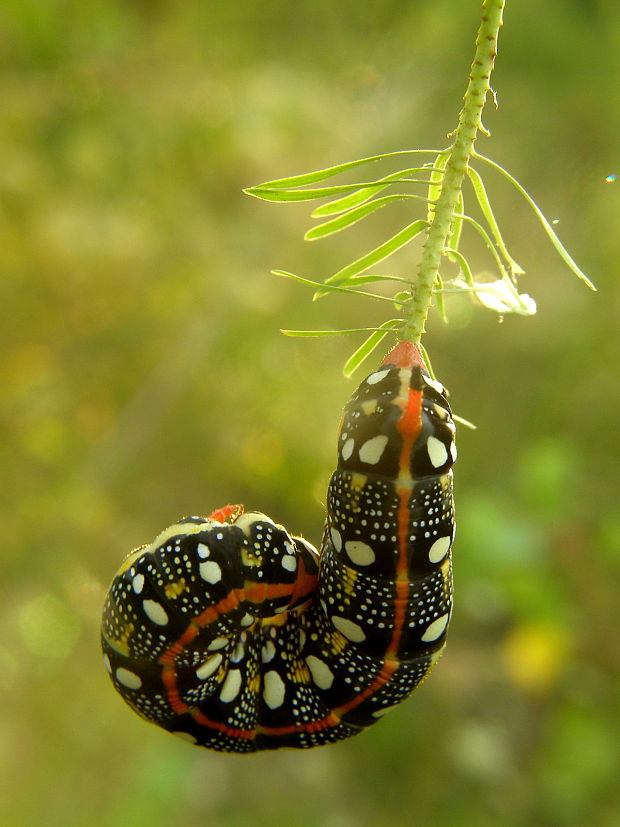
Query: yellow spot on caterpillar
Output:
[[439, 556, 452, 578], [342, 569, 357, 597], [290, 662, 311, 684], [261, 612, 289, 627], [241, 546, 262, 567], [247, 672, 261, 693], [329, 631, 349, 655], [439, 472, 453, 491], [104, 622, 135, 656], [361, 399, 378, 415], [106, 637, 130, 657], [164, 579, 188, 599], [350, 472, 367, 490]]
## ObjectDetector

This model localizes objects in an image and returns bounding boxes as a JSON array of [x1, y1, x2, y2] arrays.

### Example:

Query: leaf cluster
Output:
[[245, 149, 594, 375]]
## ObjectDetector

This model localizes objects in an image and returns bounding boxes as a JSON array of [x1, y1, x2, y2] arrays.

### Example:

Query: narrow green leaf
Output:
[[272, 269, 410, 305], [346, 273, 413, 286], [245, 149, 445, 193], [473, 151, 596, 290], [444, 247, 475, 286], [281, 324, 403, 338], [457, 212, 506, 276], [434, 273, 448, 324], [314, 219, 429, 298], [312, 166, 440, 218], [417, 342, 435, 379], [306, 194, 414, 240], [342, 320, 404, 377], [245, 182, 390, 203], [467, 165, 525, 275]]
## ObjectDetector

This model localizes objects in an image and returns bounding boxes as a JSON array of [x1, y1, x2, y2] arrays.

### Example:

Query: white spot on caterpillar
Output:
[[332, 615, 366, 642], [263, 670, 286, 709], [219, 669, 243, 702], [199, 560, 222, 583], [330, 528, 342, 552], [344, 540, 375, 566], [449, 441, 457, 462], [230, 641, 245, 663], [428, 536, 451, 564], [359, 434, 389, 465], [341, 438, 354, 461], [197, 542, 210, 558], [142, 599, 168, 626], [103, 654, 112, 674], [195, 653, 223, 680], [305, 655, 334, 690], [261, 640, 276, 663], [207, 636, 228, 651], [132, 573, 145, 594], [421, 613, 450, 642], [427, 436, 448, 468], [424, 376, 444, 394], [281, 554, 297, 572], [116, 668, 142, 689], [366, 368, 389, 385]]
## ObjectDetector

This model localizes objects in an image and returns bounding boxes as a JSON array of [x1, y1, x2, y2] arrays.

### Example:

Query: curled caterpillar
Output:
[[101, 341, 456, 752]]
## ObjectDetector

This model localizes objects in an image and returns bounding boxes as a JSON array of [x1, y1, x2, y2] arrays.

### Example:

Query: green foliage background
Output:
[[2, 1, 619, 825]]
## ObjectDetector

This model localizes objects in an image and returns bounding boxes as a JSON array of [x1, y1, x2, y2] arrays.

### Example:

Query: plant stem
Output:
[[402, 0, 505, 342]]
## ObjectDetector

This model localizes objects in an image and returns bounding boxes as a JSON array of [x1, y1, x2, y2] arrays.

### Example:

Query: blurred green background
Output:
[[2, 1, 619, 825]]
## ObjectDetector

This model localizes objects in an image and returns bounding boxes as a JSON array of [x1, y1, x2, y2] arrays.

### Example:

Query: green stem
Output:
[[402, 0, 505, 342]]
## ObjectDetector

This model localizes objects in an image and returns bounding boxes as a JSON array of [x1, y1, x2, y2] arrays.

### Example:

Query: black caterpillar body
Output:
[[101, 341, 456, 752]]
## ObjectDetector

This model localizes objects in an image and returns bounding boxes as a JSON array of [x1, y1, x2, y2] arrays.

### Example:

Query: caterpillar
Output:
[[101, 341, 456, 752]]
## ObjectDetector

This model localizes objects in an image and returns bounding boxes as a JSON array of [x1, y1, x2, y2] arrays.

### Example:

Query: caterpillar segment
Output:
[[101, 341, 456, 752]]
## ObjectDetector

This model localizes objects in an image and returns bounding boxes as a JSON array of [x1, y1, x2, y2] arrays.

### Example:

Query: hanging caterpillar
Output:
[[101, 341, 456, 752]]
